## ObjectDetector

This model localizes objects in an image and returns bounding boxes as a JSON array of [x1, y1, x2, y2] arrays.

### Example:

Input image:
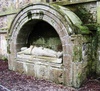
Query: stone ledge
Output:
[[16, 58, 62, 68], [52, 0, 96, 6]]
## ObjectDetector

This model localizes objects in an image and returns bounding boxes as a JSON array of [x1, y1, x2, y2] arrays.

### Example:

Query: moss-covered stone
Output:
[[75, 24, 91, 34], [73, 46, 82, 62], [77, 7, 93, 23], [51, 0, 96, 6], [85, 23, 98, 31]]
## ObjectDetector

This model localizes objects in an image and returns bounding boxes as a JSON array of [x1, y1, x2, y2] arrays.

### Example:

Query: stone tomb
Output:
[[7, 3, 91, 87]]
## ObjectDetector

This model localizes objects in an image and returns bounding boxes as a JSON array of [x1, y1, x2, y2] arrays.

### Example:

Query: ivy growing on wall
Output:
[[74, 6, 94, 24]]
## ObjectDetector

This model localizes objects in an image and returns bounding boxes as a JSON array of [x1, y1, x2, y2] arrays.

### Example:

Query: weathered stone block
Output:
[[64, 68, 72, 86], [34, 64, 49, 80], [15, 61, 24, 73], [49, 67, 63, 84], [72, 62, 83, 87], [73, 45, 82, 62], [24, 62, 35, 76], [63, 55, 72, 67]]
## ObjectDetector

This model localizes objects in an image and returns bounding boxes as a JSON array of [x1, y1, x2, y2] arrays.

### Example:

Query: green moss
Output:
[[75, 25, 91, 34], [85, 23, 99, 31], [50, 4, 61, 10], [2, 56, 8, 61], [86, 59, 97, 78], [76, 72, 83, 87], [73, 46, 82, 62], [51, 4, 65, 17], [7, 46, 11, 54], [51, 1, 69, 6], [74, 6, 94, 24]]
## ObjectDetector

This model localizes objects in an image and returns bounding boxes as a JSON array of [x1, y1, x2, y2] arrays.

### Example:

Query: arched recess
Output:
[[7, 3, 88, 87]]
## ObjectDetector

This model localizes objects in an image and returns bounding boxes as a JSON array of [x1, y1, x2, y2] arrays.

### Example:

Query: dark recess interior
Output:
[[17, 19, 62, 52]]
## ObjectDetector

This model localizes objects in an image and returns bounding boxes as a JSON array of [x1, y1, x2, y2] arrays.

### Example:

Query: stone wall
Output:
[[0, 1, 97, 29], [0, 15, 15, 58], [0, 32, 7, 59], [0, 0, 36, 16]]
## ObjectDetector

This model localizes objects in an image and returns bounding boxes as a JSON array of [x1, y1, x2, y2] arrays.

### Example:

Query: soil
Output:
[[0, 60, 100, 91]]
